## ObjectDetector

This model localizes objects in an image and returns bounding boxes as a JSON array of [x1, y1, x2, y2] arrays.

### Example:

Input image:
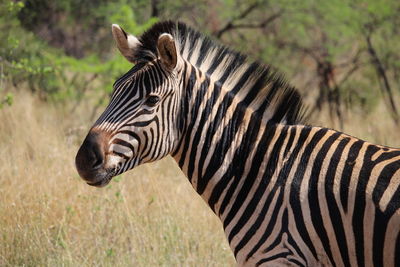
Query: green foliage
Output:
[[1, 0, 399, 120], [219, 0, 400, 120], [102, 1, 158, 35], [0, 0, 156, 104], [0, 93, 13, 109]]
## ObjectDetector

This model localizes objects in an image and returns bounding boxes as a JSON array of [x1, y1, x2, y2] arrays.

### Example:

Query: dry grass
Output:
[[0, 91, 234, 266], [0, 91, 398, 266], [310, 103, 400, 148]]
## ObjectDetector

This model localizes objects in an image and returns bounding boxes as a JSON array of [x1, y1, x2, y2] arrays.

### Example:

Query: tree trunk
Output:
[[366, 34, 399, 124]]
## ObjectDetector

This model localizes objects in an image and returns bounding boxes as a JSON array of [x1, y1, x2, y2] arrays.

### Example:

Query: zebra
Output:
[[75, 21, 400, 266]]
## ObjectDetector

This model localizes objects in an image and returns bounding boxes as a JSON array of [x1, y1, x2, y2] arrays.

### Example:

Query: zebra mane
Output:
[[133, 21, 305, 125]]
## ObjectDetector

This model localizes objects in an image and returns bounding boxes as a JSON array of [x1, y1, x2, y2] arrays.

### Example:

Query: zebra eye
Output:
[[145, 95, 160, 106]]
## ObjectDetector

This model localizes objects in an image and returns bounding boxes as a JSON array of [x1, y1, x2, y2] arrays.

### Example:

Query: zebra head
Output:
[[75, 24, 183, 187]]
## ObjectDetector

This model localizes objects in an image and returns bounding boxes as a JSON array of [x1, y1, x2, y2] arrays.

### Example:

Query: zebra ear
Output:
[[112, 24, 140, 63], [157, 33, 177, 70]]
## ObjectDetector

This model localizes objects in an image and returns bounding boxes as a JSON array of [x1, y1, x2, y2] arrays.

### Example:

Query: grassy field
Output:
[[0, 92, 234, 266], [0, 91, 399, 266]]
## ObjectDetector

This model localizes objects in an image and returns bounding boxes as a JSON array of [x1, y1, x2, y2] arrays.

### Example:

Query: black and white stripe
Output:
[[85, 21, 400, 266]]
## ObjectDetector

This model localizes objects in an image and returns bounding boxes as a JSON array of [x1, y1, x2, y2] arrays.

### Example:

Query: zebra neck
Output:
[[172, 63, 287, 215]]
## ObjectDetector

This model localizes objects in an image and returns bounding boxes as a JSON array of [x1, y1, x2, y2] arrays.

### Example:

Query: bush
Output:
[[0, 1, 156, 105]]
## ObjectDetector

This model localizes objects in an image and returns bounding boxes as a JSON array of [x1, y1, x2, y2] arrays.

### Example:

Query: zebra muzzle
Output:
[[75, 130, 110, 185]]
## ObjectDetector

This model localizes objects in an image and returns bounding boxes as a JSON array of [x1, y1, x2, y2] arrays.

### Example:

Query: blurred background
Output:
[[0, 0, 399, 266]]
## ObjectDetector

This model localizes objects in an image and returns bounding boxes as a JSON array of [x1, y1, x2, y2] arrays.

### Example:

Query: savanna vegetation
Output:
[[1, 0, 399, 265]]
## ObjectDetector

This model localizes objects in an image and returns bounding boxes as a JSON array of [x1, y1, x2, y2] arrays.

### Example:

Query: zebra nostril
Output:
[[75, 130, 107, 180], [90, 147, 104, 169], [92, 158, 103, 169]]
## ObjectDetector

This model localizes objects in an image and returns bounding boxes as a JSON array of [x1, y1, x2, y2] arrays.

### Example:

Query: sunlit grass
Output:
[[0, 91, 399, 266], [0, 92, 234, 266], [310, 103, 400, 148]]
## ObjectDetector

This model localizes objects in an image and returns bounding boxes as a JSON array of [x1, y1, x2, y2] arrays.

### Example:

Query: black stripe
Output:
[[141, 130, 150, 157], [340, 140, 363, 212], [141, 127, 155, 160], [196, 91, 238, 189], [238, 184, 284, 259], [306, 131, 341, 267], [226, 126, 288, 244], [373, 161, 400, 207], [243, 68, 277, 109], [256, 250, 292, 266], [206, 48, 229, 76], [175, 63, 189, 135], [112, 151, 130, 161], [374, 149, 400, 163], [353, 145, 379, 267], [217, 54, 245, 85], [131, 119, 154, 127], [324, 136, 351, 267], [283, 126, 297, 158], [113, 138, 135, 153], [207, 112, 262, 211], [371, 159, 400, 266], [186, 33, 198, 60], [236, 126, 318, 258], [150, 117, 161, 160], [197, 101, 246, 194], [244, 127, 317, 260], [218, 123, 277, 217], [286, 229, 307, 266], [195, 38, 212, 66], [372, 209, 389, 266], [177, 71, 211, 171], [231, 62, 260, 96], [246, 188, 285, 257], [286, 127, 329, 264], [186, 76, 221, 181]]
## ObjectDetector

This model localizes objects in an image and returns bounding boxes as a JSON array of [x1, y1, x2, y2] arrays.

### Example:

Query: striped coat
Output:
[[75, 21, 400, 266]]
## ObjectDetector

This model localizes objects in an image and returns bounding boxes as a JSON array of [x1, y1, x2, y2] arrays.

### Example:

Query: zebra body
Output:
[[75, 21, 400, 266]]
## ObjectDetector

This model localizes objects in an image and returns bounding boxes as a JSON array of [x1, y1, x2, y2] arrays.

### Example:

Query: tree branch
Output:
[[365, 32, 399, 124], [213, 3, 283, 38]]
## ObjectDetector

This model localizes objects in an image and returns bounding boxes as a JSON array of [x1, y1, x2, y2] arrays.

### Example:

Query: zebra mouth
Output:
[[86, 168, 117, 187]]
